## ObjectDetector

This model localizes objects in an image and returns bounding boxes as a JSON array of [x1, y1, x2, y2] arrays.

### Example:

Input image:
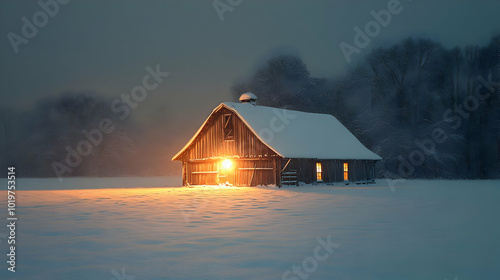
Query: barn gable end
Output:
[[172, 104, 282, 186]]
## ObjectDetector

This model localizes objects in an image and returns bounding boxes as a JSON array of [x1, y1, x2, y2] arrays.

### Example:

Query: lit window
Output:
[[316, 162, 322, 181], [343, 162, 348, 181], [223, 114, 234, 140]]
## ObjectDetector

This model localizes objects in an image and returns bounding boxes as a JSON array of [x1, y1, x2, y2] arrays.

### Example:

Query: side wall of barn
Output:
[[322, 160, 377, 183], [282, 159, 377, 184]]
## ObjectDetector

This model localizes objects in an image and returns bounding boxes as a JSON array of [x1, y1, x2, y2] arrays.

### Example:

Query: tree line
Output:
[[232, 35, 500, 179]]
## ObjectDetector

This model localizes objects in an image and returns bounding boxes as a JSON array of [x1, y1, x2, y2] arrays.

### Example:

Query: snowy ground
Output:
[[0, 178, 499, 280]]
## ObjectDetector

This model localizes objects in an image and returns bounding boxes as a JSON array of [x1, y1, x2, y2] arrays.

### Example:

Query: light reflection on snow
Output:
[[0, 179, 498, 279]]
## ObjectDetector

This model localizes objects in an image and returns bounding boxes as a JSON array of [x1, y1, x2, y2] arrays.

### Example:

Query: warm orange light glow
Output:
[[222, 159, 233, 169], [343, 162, 349, 181], [316, 162, 322, 181]]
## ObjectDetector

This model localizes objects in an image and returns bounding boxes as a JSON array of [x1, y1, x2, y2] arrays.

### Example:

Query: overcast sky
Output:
[[1, 0, 499, 144]]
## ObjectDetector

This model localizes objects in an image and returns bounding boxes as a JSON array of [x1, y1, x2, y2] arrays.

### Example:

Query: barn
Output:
[[172, 93, 382, 187]]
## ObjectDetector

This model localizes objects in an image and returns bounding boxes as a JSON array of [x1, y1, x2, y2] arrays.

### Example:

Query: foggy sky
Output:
[[1, 0, 499, 165]]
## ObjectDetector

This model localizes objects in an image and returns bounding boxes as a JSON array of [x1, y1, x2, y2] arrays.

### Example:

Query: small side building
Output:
[[172, 93, 381, 187]]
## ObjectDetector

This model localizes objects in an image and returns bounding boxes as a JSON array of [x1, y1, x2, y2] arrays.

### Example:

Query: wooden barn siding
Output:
[[283, 159, 377, 184], [283, 158, 316, 184], [185, 158, 279, 186], [179, 108, 278, 161], [186, 161, 219, 185], [322, 160, 376, 182]]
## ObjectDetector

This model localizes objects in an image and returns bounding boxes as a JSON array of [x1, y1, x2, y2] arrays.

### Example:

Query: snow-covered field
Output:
[[0, 178, 499, 280]]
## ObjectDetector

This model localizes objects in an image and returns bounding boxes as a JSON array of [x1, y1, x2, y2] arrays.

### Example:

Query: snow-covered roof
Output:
[[172, 102, 382, 161]]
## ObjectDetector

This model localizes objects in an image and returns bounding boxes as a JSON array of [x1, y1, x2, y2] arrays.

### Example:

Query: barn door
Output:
[[234, 160, 275, 186], [189, 162, 219, 185]]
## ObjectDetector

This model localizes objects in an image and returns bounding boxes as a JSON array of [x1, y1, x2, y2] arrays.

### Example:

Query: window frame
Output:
[[316, 162, 323, 182], [343, 162, 349, 181], [223, 113, 235, 141]]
